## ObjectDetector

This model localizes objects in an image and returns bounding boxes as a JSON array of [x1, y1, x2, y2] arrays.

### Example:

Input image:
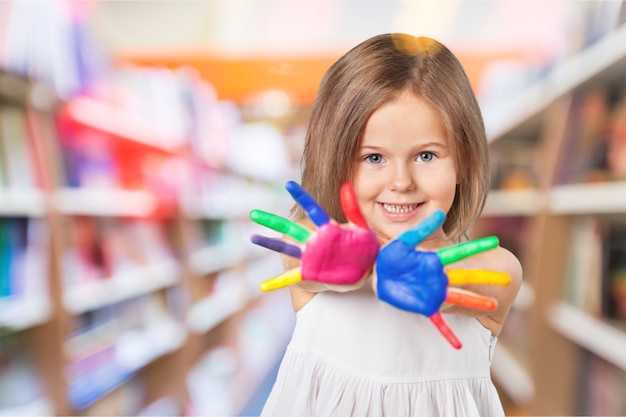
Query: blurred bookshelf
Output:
[[475, 5, 626, 415], [6, 1, 626, 416], [0, 3, 295, 415]]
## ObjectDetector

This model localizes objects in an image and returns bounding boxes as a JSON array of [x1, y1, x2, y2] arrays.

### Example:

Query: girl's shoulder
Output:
[[473, 245, 523, 335], [465, 244, 523, 297], [483, 245, 523, 282]]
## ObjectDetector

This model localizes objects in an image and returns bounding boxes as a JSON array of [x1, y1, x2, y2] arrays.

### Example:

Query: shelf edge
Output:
[[550, 181, 626, 214], [548, 301, 626, 371], [482, 189, 542, 217], [52, 187, 158, 217]]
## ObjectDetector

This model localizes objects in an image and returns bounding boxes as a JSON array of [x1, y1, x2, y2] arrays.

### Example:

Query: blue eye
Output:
[[365, 154, 384, 164], [418, 152, 435, 162]]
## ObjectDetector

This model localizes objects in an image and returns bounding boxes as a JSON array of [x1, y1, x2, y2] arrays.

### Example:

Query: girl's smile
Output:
[[379, 202, 424, 220]]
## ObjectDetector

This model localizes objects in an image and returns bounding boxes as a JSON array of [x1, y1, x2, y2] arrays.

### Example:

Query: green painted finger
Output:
[[437, 236, 499, 266], [249, 209, 312, 243]]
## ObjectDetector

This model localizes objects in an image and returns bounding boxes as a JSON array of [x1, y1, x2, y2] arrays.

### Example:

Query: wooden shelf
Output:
[[67, 320, 187, 410], [0, 39, 294, 415], [482, 189, 542, 217], [182, 196, 249, 220], [0, 397, 55, 416], [63, 259, 180, 314], [187, 244, 249, 277], [52, 187, 158, 217], [0, 189, 47, 217], [480, 22, 626, 415], [113, 320, 188, 371], [549, 181, 626, 215], [186, 280, 253, 334], [182, 181, 288, 220], [0, 295, 51, 330], [548, 301, 626, 372], [485, 24, 626, 142]]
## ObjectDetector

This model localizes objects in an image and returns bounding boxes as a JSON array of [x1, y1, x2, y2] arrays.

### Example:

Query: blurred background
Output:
[[1, 1, 626, 416]]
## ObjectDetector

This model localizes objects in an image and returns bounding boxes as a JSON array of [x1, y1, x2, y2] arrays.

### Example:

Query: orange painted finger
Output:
[[340, 182, 369, 229], [446, 288, 498, 312], [259, 268, 302, 291], [447, 269, 510, 286]]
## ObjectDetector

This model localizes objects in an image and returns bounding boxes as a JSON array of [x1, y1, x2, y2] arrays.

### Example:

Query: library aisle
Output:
[[1, 1, 626, 416], [0, 1, 297, 415]]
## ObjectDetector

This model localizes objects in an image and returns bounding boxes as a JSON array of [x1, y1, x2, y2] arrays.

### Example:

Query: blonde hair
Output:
[[295, 33, 489, 242]]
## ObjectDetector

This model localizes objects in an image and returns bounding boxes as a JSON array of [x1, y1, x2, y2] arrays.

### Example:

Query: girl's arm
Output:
[[441, 245, 523, 336]]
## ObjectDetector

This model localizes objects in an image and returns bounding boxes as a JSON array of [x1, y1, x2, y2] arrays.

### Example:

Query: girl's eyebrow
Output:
[[359, 141, 448, 151], [420, 142, 449, 150], [415, 141, 446, 147]]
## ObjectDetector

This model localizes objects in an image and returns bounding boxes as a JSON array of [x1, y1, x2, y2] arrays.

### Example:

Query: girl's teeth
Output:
[[383, 203, 418, 213]]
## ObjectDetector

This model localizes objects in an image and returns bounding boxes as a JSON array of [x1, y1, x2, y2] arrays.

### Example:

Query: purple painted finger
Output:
[[251, 234, 302, 258]]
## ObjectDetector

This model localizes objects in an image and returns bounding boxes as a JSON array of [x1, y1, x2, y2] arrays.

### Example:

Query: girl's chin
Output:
[[375, 217, 439, 243], [377, 224, 417, 242]]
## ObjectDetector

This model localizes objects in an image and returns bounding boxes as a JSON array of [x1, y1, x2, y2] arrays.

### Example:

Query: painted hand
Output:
[[250, 181, 380, 291], [375, 210, 510, 349]]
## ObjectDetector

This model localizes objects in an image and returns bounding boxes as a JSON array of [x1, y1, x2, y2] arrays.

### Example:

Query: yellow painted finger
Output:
[[447, 269, 510, 286], [259, 268, 302, 291]]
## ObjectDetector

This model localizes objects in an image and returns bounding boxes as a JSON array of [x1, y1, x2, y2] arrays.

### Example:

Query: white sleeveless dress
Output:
[[260, 284, 505, 417]]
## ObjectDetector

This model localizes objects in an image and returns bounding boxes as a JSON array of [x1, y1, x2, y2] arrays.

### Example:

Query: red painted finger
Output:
[[340, 182, 368, 229], [430, 312, 462, 349]]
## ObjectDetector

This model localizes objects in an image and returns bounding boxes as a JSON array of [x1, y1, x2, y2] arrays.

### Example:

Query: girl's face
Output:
[[353, 92, 457, 247]]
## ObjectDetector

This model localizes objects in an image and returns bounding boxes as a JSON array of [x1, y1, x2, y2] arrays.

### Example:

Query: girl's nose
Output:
[[389, 166, 416, 191]]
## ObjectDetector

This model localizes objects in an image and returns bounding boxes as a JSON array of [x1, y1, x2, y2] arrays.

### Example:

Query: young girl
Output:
[[251, 33, 522, 417]]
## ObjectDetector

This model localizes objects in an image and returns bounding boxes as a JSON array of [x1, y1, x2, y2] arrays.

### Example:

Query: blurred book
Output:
[[0, 0, 108, 98], [553, 89, 610, 185], [62, 217, 177, 289], [606, 92, 626, 180], [562, 217, 605, 317], [65, 293, 185, 410], [0, 218, 48, 300], [579, 0, 626, 48], [577, 351, 626, 415], [489, 139, 538, 191], [604, 224, 626, 322]]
